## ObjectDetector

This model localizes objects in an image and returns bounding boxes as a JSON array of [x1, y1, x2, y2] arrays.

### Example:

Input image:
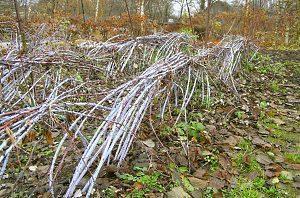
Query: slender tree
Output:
[[205, 0, 211, 40], [13, 0, 27, 53], [80, 0, 86, 22]]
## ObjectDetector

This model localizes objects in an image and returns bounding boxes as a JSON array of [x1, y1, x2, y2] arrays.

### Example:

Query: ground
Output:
[[0, 50, 299, 197]]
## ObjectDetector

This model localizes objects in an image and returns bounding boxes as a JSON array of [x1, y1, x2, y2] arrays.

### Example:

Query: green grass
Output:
[[284, 153, 300, 164], [260, 117, 298, 144], [225, 177, 288, 198], [118, 166, 164, 197], [233, 139, 262, 174]]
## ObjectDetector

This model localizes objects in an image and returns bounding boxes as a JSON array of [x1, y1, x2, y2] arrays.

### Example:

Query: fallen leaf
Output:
[[209, 177, 225, 189], [193, 168, 207, 179], [271, 177, 279, 184], [274, 154, 284, 163], [141, 139, 155, 148], [134, 182, 144, 190], [44, 131, 53, 145], [252, 137, 271, 148], [271, 118, 285, 125], [188, 177, 208, 189], [287, 164, 300, 170], [29, 165, 38, 172], [222, 136, 238, 147], [219, 154, 231, 170], [258, 128, 269, 135], [256, 154, 273, 165], [292, 182, 300, 189], [280, 171, 293, 180], [265, 170, 274, 178], [166, 187, 191, 198], [37, 165, 49, 174]]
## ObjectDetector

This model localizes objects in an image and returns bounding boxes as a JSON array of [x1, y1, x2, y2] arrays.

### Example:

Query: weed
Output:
[[259, 101, 268, 110], [270, 80, 280, 92], [174, 121, 205, 141], [118, 167, 164, 197], [233, 139, 262, 174], [235, 110, 245, 119], [284, 153, 300, 164], [203, 187, 214, 198], [204, 155, 219, 171], [102, 186, 116, 198], [225, 177, 287, 198], [182, 177, 195, 192]]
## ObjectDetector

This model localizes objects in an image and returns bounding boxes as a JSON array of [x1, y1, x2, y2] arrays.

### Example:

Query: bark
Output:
[[140, 0, 145, 34], [186, 0, 193, 31], [80, 0, 85, 22], [205, 0, 211, 40], [52, 0, 56, 17], [13, 0, 27, 53], [124, 0, 134, 35], [95, 0, 100, 21], [95, 0, 105, 21], [200, 0, 205, 10]]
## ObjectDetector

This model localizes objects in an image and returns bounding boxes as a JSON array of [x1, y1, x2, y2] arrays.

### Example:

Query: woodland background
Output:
[[1, 0, 299, 49]]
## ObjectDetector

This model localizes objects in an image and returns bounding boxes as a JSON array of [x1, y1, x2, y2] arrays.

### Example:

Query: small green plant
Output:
[[102, 186, 116, 198], [179, 28, 198, 40], [202, 96, 213, 108], [270, 80, 280, 92], [175, 121, 205, 141], [235, 110, 245, 119], [203, 187, 214, 198], [204, 155, 219, 171], [182, 177, 195, 192], [260, 101, 268, 109], [118, 167, 164, 197], [233, 139, 262, 174], [284, 153, 300, 164], [225, 177, 286, 198]]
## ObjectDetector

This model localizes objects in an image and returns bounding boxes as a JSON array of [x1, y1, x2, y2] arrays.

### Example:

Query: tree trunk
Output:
[[95, 0, 100, 21], [179, 0, 184, 21], [13, 0, 27, 53], [124, 0, 134, 35], [200, 0, 205, 10], [205, 0, 211, 40], [140, 0, 145, 34], [80, 0, 85, 22], [52, 0, 56, 17], [24, 0, 28, 21], [243, 0, 250, 36], [186, 0, 193, 31], [95, 0, 105, 21]]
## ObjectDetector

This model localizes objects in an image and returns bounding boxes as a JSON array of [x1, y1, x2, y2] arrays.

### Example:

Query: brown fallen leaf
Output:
[[252, 136, 271, 148], [214, 170, 230, 181], [188, 177, 208, 189], [271, 118, 285, 125], [43, 131, 53, 145], [265, 170, 274, 178], [219, 154, 231, 170], [193, 168, 207, 179], [24, 130, 36, 143], [256, 154, 273, 165], [287, 164, 300, 170], [265, 164, 282, 177], [209, 177, 226, 189], [222, 136, 238, 147], [292, 182, 300, 189]]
